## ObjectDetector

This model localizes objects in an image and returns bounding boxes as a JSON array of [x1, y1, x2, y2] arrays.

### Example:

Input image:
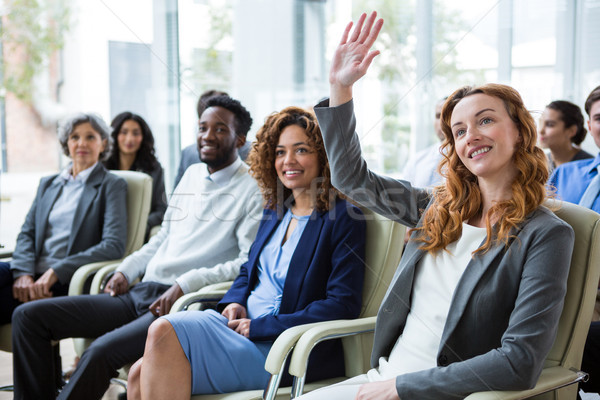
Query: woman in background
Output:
[[538, 100, 592, 172], [104, 112, 167, 237]]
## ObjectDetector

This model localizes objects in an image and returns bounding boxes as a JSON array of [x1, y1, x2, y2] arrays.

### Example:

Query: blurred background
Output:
[[1, 0, 599, 246]]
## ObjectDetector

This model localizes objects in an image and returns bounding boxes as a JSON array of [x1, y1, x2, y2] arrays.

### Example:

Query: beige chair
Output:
[[182, 207, 406, 400], [287, 201, 600, 400], [0, 170, 153, 353]]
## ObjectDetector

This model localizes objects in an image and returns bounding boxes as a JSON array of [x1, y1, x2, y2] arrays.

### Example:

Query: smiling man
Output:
[[11, 95, 264, 400]]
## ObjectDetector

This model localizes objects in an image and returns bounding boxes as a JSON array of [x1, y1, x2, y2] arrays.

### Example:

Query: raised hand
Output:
[[330, 11, 384, 106]]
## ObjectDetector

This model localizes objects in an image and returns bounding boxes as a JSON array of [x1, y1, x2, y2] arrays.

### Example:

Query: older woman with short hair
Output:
[[0, 112, 128, 324]]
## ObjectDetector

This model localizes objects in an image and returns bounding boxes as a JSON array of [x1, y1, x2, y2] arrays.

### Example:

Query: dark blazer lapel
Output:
[[67, 165, 104, 253], [35, 179, 63, 254], [280, 211, 325, 312]]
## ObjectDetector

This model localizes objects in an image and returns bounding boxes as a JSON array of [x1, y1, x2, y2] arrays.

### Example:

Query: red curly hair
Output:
[[413, 84, 549, 254], [247, 106, 339, 211]]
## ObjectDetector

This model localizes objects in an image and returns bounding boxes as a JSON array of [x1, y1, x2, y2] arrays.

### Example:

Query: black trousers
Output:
[[580, 321, 600, 394], [0, 262, 69, 324], [12, 281, 169, 400]]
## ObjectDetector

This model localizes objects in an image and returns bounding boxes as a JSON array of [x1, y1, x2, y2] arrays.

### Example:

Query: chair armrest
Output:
[[262, 321, 341, 375], [68, 260, 122, 296], [170, 281, 234, 312], [463, 366, 588, 399], [89, 263, 123, 294], [288, 316, 377, 377]]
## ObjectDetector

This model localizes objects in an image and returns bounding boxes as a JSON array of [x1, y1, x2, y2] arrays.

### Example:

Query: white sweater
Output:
[[117, 159, 263, 294]]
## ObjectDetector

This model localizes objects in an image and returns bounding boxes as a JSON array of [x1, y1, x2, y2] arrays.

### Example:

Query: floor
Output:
[[0, 340, 126, 400]]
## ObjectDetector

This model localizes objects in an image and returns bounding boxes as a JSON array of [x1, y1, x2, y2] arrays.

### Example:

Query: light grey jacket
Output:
[[11, 163, 128, 284], [314, 99, 575, 399]]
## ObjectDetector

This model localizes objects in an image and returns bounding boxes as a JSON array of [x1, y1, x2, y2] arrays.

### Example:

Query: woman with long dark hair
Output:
[[104, 112, 167, 236]]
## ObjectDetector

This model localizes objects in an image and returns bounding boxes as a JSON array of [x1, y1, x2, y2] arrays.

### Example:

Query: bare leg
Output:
[[127, 358, 143, 400], [139, 318, 191, 400]]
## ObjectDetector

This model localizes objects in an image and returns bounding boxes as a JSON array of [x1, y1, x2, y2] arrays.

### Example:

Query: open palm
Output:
[[330, 11, 384, 88]]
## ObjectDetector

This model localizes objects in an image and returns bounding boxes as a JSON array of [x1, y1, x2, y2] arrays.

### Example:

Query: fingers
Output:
[[357, 11, 377, 44], [349, 12, 367, 43], [360, 50, 381, 71], [364, 16, 384, 48], [339, 21, 353, 45], [149, 299, 160, 316]]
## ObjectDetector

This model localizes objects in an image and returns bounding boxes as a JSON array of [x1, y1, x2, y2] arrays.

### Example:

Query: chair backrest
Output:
[[342, 207, 406, 377], [544, 201, 600, 368], [110, 170, 153, 256]]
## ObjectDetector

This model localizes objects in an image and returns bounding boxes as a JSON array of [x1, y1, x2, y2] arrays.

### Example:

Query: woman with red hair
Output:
[[299, 11, 575, 400]]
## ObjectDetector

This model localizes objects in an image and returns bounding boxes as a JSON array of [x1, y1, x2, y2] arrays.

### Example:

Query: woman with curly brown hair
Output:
[[125, 106, 366, 399], [298, 11, 575, 400]]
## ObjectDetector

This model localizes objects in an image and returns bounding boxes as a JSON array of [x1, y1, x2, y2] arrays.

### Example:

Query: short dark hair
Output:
[[584, 85, 600, 117], [196, 89, 229, 118], [546, 100, 587, 145], [204, 95, 253, 139]]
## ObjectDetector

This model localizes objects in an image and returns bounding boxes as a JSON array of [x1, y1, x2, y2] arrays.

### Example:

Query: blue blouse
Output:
[[247, 209, 310, 319]]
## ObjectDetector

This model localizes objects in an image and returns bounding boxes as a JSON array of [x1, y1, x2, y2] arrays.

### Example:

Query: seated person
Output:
[[548, 86, 600, 396], [11, 95, 263, 400], [400, 97, 446, 187], [0, 113, 127, 324], [299, 12, 574, 399], [538, 100, 592, 173], [126, 106, 366, 399], [550, 85, 600, 214], [104, 112, 168, 238], [174, 89, 251, 189]]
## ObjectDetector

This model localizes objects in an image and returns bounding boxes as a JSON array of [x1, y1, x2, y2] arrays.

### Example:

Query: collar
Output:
[[207, 156, 243, 186], [59, 162, 98, 183], [584, 153, 600, 175]]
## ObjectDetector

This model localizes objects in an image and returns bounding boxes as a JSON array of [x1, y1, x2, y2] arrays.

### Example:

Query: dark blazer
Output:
[[219, 199, 366, 383], [10, 163, 128, 284], [315, 99, 575, 399]]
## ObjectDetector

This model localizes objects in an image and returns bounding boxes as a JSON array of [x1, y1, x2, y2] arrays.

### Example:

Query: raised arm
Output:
[[329, 11, 383, 106]]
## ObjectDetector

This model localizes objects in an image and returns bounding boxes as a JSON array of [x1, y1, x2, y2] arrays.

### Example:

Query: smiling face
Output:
[[588, 100, 600, 150], [117, 119, 143, 156], [197, 106, 244, 173], [68, 122, 106, 173], [274, 124, 321, 193], [538, 108, 576, 150], [450, 93, 521, 188]]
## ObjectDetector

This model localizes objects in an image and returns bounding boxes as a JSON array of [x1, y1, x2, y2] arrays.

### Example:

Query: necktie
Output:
[[579, 165, 600, 209]]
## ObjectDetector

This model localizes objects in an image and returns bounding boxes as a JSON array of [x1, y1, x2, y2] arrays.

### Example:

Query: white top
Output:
[[371, 223, 487, 381], [400, 143, 444, 188], [36, 162, 97, 274], [117, 158, 264, 293]]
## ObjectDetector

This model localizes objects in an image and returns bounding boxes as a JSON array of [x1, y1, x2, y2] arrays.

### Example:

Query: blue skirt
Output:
[[162, 309, 272, 394]]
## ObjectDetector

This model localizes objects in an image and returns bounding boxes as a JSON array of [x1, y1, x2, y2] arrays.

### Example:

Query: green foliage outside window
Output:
[[1, 0, 70, 104]]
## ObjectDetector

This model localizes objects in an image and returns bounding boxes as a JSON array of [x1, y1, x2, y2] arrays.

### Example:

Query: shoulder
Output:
[[323, 199, 365, 229], [181, 144, 199, 159], [555, 157, 595, 175], [520, 205, 574, 241], [233, 163, 260, 191]]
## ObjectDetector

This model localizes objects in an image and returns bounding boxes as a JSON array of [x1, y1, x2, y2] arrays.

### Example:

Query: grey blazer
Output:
[[10, 163, 128, 284], [314, 99, 575, 399]]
